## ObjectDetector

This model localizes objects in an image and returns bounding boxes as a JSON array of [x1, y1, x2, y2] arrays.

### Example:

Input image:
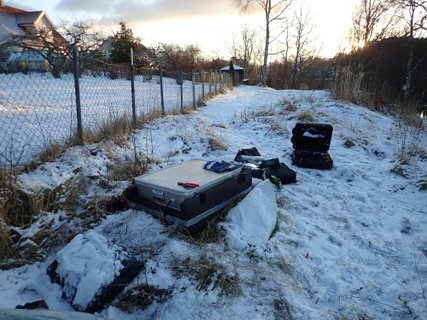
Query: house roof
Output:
[[0, 4, 59, 45], [16, 11, 44, 26], [0, 11, 26, 37], [0, 5, 27, 14], [220, 64, 245, 72]]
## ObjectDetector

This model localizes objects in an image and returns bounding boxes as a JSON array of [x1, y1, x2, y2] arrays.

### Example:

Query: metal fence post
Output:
[[192, 71, 196, 108], [159, 64, 165, 115], [201, 71, 205, 100], [209, 70, 212, 96], [180, 70, 184, 113], [72, 46, 83, 144], [130, 48, 136, 126]]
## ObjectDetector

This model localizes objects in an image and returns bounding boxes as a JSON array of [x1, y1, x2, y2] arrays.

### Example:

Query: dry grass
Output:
[[418, 176, 427, 191], [297, 111, 316, 122], [84, 115, 133, 145], [269, 118, 289, 136], [207, 136, 228, 151], [333, 65, 365, 104], [282, 98, 298, 113], [62, 173, 88, 213], [273, 298, 293, 320], [394, 114, 425, 165], [205, 127, 228, 152], [38, 143, 64, 164], [171, 255, 241, 296], [344, 138, 356, 148], [107, 158, 149, 182], [115, 284, 172, 312], [0, 219, 14, 260]]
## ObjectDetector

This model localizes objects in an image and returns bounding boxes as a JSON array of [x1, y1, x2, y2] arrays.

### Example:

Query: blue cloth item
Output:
[[203, 161, 242, 173]]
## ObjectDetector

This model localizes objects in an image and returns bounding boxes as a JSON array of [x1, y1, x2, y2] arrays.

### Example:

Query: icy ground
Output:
[[1, 86, 426, 319]]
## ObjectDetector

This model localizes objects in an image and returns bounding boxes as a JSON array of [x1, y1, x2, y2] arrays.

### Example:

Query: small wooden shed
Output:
[[219, 64, 245, 85]]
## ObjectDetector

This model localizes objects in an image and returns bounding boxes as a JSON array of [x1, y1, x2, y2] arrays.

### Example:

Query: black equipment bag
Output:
[[291, 123, 333, 170], [234, 148, 297, 184], [259, 158, 297, 184]]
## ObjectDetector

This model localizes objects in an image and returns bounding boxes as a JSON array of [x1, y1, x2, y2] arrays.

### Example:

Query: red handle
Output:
[[177, 182, 200, 189]]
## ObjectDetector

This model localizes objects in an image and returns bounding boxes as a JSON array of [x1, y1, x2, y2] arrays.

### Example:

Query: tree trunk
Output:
[[262, 18, 270, 86], [404, 39, 414, 100]]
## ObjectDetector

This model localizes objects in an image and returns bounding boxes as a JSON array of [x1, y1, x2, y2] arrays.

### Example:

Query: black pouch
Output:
[[267, 163, 297, 184], [234, 147, 262, 162]]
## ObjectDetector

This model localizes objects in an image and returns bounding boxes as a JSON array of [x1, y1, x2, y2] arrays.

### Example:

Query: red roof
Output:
[[0, 5, 27, 14]]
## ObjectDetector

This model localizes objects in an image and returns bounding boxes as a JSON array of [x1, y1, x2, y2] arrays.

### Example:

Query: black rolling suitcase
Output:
[[125, 160, 252, 233], [291, 123, 333, 170]]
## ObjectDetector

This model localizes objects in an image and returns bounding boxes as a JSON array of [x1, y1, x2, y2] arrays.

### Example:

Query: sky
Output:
[[7, 0, 359, 58]]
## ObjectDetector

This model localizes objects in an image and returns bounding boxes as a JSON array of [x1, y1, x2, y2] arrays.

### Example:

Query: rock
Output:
[[16, 300, 48, 310], [47, 230, 144, 313]]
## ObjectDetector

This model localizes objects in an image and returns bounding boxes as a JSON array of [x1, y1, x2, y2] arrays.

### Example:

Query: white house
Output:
[[0, 0, 64, 71]]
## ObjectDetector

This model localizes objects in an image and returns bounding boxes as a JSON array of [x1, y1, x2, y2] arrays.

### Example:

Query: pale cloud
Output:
[[56, 0, 114, 13], [56, 0, 233, 23]]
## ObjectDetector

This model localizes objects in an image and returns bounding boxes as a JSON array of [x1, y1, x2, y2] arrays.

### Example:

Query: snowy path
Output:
[[133, 86, 427, 319]]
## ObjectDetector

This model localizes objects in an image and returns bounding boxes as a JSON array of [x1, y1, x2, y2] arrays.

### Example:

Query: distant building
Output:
[[0, 0, 65, 72], [219, 64, 246, 85]]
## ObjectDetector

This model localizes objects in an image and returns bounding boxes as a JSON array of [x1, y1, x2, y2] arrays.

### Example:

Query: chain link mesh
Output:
[[0, 50, 228, 168]]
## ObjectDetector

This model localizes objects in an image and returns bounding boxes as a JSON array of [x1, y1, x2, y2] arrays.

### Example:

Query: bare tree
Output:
[[395, 0, 427, 98], [155, 43, 201, 72], [61, 21, 104, 56], [234, 0, 294, 86], [5, 20, 106, 77], [397, 0, 427, 35], [60, 21, 105, 72], [18, 27, 70, 78], [229, 25, 261, 69], [351, 0, 397, 48], [280, 17, 291, 87], [290, 4, 318, 88]]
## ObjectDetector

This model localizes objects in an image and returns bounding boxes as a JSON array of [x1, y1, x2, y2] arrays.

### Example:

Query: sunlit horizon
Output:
[[8, 0, 358, 59]]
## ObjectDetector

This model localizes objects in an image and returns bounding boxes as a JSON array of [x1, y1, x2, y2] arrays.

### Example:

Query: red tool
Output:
[[177, 182, 200, 189]]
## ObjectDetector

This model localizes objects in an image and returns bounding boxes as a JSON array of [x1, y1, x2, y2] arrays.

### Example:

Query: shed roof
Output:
[[220, 64, 245, 72]]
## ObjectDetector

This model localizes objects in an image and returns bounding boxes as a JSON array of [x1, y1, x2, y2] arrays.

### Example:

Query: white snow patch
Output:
[[53, 230, 124, 311], [221, 180, 278, 253]]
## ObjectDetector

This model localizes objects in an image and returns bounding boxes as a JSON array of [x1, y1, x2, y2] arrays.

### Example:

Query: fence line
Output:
[[0, 49, 231, 169]]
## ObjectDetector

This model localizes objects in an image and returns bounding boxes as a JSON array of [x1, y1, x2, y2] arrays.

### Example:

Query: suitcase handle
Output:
[[152, 190, 165, 201]]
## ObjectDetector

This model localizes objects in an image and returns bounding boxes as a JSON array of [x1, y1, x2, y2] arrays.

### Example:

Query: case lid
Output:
[[135, 159, 240, 195], [291, 123, 333, 152]]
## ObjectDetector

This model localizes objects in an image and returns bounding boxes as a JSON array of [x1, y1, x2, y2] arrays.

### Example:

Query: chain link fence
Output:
[[0, 48, 230, 169]]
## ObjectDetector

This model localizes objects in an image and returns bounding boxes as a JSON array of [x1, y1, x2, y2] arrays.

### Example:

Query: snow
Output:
[[1, 84, 426, 319], [52, 230, 125, 311], [221, 180, 278, 253], [0, 72, 208, 164], [0, 309, 105, 320]]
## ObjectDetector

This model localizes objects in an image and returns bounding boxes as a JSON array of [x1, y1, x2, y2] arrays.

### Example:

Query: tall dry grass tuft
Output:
[[333, 65, 364, 104], [0, 218, 14, 261], [394, 112, 425, 165], [37, 143, 64, 164], [85, 115, 133, 145], [0, 167, 16, 260]]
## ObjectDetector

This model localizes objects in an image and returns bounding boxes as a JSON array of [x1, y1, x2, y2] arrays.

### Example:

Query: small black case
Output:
[[291, 123, 333, 170]]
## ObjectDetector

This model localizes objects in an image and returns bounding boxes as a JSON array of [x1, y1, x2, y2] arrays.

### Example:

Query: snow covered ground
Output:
[[0, 72, 209, 164], [1, 85, 426, 319]]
